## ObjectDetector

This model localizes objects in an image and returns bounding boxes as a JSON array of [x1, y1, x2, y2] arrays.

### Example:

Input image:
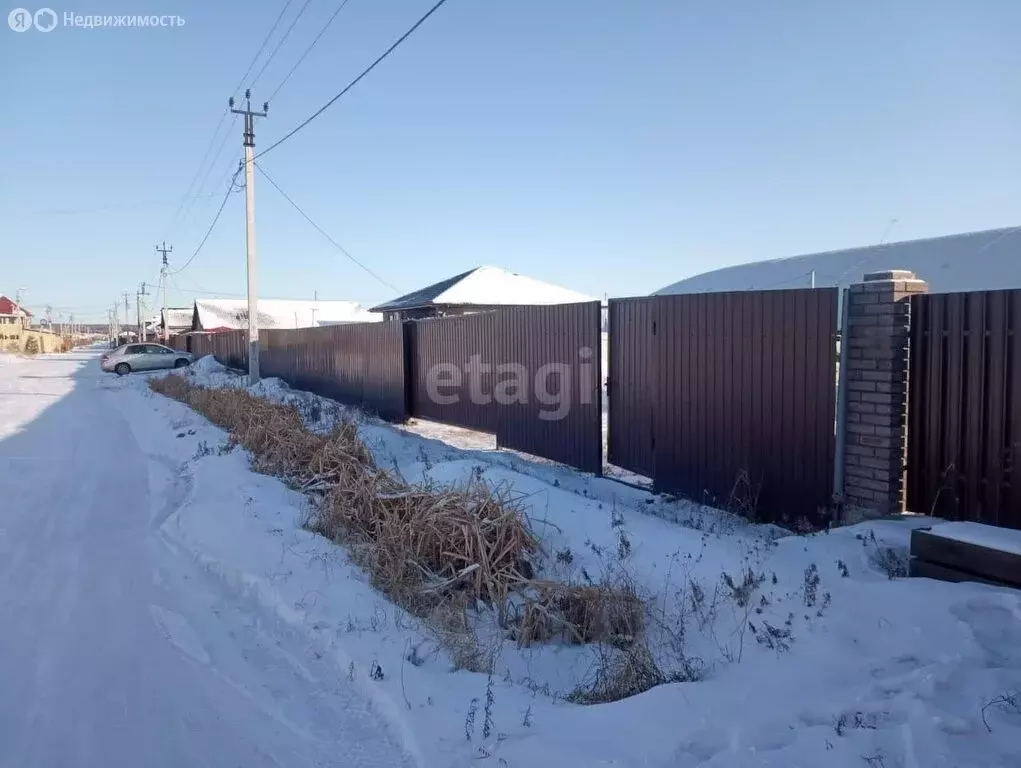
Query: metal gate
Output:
[[907, 290, 1021, 528], [608, 289, 838, 524]]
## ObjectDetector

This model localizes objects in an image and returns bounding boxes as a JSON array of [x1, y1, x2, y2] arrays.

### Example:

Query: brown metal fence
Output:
[[607, 298, 656, 478], [908, 290, 1021, 529], [495, 303, 603, 475], [190, 330, 248, 370], [608, 289, 838, 524], [406, 313, 500, 433], [169, 334, 188, 352], [405, 302, 603, 474], [261, 323, 407, 421]]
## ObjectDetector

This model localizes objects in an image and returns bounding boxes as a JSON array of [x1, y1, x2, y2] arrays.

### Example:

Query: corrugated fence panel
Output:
[[607, 298, 656, 477], [496, 302, 603, 475], [260, 323, 406, 421], [608, 289, 838, 524], [407, 313, 500, 433], [908, 290, 1021, 528]]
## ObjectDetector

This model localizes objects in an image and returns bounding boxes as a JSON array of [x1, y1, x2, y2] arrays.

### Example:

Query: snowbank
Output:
[[122, 364, 1021, 767]]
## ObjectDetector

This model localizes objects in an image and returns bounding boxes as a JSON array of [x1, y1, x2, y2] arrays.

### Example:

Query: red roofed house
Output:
[[0, 296, 32, 348]]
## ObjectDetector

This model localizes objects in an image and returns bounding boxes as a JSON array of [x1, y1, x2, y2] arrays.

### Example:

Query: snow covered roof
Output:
[[369, 266, 595, 313], [655, 226, 1021, 296], [161, 307, 193, 329], [193, 299, 379, 331]]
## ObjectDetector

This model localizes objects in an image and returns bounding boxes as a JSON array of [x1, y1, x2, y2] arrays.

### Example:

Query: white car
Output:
[[100, 344, 194, 376]]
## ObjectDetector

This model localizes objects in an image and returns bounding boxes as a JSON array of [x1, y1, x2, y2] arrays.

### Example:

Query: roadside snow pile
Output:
[[185, 354, 244, 390], [135, 363, 1021, 767]]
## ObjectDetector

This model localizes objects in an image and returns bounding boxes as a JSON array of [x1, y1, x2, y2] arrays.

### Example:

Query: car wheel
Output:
[[174, 358, 190, 369], [114, 363, 130, 376]]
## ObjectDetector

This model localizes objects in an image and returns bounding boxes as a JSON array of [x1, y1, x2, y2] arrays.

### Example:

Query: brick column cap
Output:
[[863, 269, 917, 282]]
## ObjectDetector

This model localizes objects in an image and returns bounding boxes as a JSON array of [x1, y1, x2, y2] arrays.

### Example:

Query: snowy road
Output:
[[0, 353, 414, 768]]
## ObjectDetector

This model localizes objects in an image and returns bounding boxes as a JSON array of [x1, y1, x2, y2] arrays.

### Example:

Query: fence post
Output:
[[833, 288, 851, 504], [841, 270, 928, 520]]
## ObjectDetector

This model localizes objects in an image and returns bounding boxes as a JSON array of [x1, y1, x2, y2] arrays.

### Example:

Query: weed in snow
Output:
[[464, 698, 478, 741], [192, 440, 214, 459], [803, 563, 820, 607], [616, 528, 632, 560], [369, 661, 385, 681], [859, 529, 909, 579], [482, 671, 496, 740], [981, 691, 1020, 733]]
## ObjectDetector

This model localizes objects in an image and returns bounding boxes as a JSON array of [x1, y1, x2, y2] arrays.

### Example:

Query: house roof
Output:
[[369, 266, 595, 313], [161, 307, 194, 329], [193, 299, 379, 331], [655, 226, 1021, 296], [0, 296, 32, 317]]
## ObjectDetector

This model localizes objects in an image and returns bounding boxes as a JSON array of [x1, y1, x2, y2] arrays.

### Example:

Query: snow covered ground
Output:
[[2, 350, 1020, 767]]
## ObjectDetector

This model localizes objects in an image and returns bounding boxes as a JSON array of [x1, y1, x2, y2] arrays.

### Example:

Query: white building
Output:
[[190, 299, 378, 332]]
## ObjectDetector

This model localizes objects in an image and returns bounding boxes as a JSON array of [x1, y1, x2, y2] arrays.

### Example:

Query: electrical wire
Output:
[[254, 162, 399, 292], [233, 0, 296, 98], [160, 0, 295, 242], [251, 0, 316, 90], [169, 161, 244, 276], [267, 0, 353, 103], [256, 0, 451, 160], [179, 114, 240, 231], [162, 110, 231, 238]]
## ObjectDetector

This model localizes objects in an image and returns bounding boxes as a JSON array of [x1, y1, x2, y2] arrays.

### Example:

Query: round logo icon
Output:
[[8, 7, 33, 31], [34, 7, 57, 31]]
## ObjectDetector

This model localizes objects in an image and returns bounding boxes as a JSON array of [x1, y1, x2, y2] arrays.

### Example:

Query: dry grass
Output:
[[150, 374, 536, 621], [515, 580, 645, 648], [568, 641, 669, 705], [152, 373, 656, 690]]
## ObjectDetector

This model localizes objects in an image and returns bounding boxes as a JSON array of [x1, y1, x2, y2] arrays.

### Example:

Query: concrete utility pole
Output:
[[136, 282, 148, 343], [111, 303, 120, 345], [122, 292, 131, 341], [155, 242, 172, 341], [230, 89, 268, 385]]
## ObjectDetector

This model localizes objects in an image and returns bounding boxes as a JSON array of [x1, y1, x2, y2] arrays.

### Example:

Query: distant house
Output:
[[655, 226, 1021, 296], [190, 299, 378, 332], [369, 266, 596, 323], [0, 296, 31, 346], [160, 307, 194, 339]]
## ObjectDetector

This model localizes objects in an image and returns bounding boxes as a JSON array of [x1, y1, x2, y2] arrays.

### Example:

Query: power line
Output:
[[255, 162, 399, 292], [162, 110, 231, 238], [160, 0, 295, 242], [178, 115, 243, 234], [256, 0, 451, 160], [251, 0, 316, 90], [170, 161, 244, 276], [233, 0, 296, 97], [267, 0, 353, 103]]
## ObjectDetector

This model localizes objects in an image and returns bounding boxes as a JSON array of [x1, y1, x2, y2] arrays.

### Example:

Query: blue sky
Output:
[[2, 0, 1019, 323]]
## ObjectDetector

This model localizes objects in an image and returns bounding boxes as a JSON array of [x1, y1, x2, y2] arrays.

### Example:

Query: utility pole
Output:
[[156, 242, 172, 341], [810, 270, 816, 289], [122, 292, 131, 341], [230, 89, 268, 385], [68, 313, 74, 340], [15, 288, 26, 332], [136, 282, 148, 343]]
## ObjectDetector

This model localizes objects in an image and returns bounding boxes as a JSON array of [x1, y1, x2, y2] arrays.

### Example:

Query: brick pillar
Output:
[[842, 270, 928, 518]]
